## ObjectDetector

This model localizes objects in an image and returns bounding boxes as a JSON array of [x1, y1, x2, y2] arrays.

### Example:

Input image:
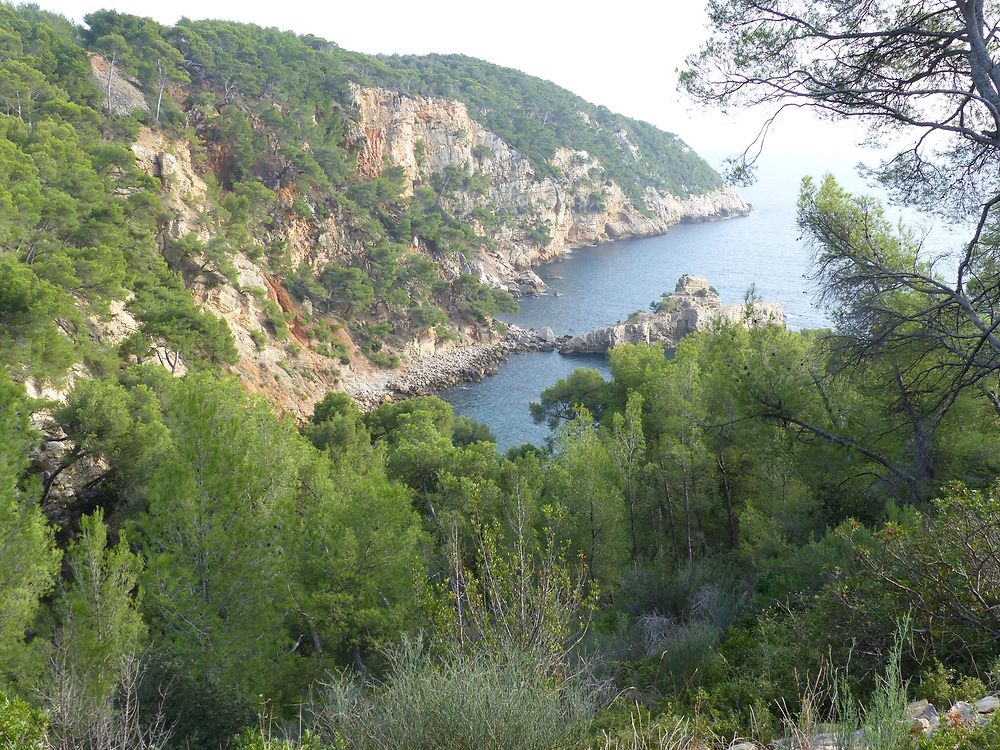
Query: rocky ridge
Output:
[[560, 275, 786, 354], [350, 86, 751, 295]]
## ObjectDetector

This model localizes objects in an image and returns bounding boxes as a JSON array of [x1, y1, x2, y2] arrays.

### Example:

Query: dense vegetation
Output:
[[66, 8, 718, 363], [3, 2, 1000, 750], [6, 275, 1000, 748], [84, 10, 526, 360]]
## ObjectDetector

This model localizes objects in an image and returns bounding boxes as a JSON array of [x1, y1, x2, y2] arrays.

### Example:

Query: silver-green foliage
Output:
[[861, 620, 912, 750], [313, 640, 594, 750]]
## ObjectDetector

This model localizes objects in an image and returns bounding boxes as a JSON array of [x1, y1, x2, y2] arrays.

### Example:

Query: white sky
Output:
[[27, 0, 872, 173]]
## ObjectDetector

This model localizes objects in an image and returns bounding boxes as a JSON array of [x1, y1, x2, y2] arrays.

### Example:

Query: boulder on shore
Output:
[[559, 275, 786, 354]]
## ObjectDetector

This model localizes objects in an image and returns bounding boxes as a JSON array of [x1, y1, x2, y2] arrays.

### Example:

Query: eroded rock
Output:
[[349, 85, 751, 294], [560, 275, 786, 354]]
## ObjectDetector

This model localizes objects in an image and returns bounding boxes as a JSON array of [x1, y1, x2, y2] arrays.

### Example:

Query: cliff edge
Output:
[[350, 86, 750, 295]]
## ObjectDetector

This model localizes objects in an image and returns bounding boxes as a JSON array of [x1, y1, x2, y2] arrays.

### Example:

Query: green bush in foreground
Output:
[[918, 720, 1000, 750], [311, 641, 594, 750], [0, 691, 47, 750]]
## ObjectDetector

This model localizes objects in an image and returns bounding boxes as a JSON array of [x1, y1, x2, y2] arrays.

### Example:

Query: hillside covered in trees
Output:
[[0, 2, 742, 417], [3, 2, 1000, 750]]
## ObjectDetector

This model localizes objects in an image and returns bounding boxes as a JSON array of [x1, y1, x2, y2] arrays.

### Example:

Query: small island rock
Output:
[[560, 275, 786, 354]]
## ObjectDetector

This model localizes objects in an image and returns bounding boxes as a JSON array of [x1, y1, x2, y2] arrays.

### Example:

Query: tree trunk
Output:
[[351, 643, 365, 675], [627, 483, 638, 563], [156, 78, 165, 125], [717, 453, 738, 550], [662, 481, 679, 563], [106, 50, 117, 116], [682, 474, 693, 564]]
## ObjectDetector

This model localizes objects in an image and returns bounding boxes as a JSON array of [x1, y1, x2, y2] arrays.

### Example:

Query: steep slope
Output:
[[1, 7, 749, 419], [350, 86, 749, 290], [333, 51, 726, 201]]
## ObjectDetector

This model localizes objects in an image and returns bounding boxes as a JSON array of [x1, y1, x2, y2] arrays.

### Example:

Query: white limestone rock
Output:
[[560, 275, 786, 353]]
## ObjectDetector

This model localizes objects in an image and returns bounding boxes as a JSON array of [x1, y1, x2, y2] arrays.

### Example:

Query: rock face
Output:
[[121, 81, 751, 420], [350, 86, 751, 294], [89, 53, 149, 117], [560, 275, 786, 354]]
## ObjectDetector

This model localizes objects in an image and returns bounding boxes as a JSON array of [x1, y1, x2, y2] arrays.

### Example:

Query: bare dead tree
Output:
[[104, 47, 117, 116], [155, 61, 167, 125], [44, 651, 172, 750], [445, 503, 596, 678]]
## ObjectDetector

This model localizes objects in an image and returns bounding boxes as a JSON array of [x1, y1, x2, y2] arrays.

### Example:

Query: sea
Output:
[[441, 156, 954, 449]]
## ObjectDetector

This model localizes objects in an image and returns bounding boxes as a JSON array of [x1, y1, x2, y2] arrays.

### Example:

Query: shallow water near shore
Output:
[[441, 160, 950, 450]]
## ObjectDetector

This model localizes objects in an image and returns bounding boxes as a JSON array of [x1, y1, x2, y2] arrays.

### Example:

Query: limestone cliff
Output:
[[560, 275, 785, 353], [350, 86, 750, 294], [90, 54, 751, 419]]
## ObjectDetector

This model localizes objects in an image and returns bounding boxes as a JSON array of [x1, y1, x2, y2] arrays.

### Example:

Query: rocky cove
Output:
[[440, 165, 832, 448], [343, 273, 786, 410], [103, 57, 755, 420]]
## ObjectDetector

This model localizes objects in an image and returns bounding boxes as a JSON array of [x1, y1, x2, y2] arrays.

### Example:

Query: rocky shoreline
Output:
[[345, 325, 569, 410], [344, 274, 787, 409], [350, 85, 752, 297]]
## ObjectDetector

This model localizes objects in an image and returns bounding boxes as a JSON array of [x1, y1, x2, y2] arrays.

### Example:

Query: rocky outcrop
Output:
[[350, 86, 750, 295], [133, 127, 211, 243], [560, 275, 786, 354], [741, 695, 998, 750], [89, 53, 149, 117]]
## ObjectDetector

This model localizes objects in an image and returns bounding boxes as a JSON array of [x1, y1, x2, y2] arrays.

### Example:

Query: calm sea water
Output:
[[441, 160, 950, 449]]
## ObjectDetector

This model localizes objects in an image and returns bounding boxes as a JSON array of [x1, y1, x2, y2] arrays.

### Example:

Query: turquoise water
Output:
[[440, 161, 950, 450]]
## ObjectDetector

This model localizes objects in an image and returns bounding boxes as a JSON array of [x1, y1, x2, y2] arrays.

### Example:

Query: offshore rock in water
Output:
[[559, 275, 786, 354]]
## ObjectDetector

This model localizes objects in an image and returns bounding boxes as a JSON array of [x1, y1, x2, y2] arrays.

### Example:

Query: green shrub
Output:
[[369, 351, 400, 369], [917, 661, 989, 708], [317, 340, 350, 365], [522, 218, 552, 246], [472, 144, 494, 161], [860, 620, 911, 750], [0, 692, 47, 750], [436, 325, 460, 342], [452, 415, 496, 447], [587, 190, 608, 213], [311, 642, 593, 750], [291, 197, 313, 219], [233, 727, 327, 749], [654, 295, 679, 313], [262, 300, 290, 341], [250, 329, 268, 351], [655, 622, 725, 694], [918, 720, 1000, 750], [592, 708, 694, 750]]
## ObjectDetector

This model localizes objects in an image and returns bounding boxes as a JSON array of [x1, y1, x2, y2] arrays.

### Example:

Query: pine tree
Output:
[[0, 369, 60, 689]]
